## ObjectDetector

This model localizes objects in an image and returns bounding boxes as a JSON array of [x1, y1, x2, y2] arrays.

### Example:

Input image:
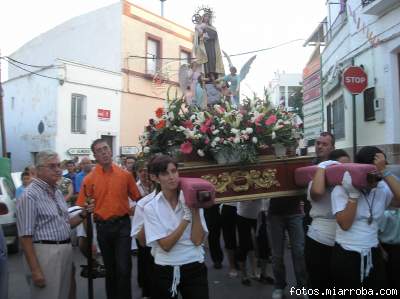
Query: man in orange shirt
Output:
[[77, 139, 140, 299]]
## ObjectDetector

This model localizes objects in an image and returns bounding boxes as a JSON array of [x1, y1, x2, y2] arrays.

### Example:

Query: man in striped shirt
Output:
[[16, 150, 94, 299]]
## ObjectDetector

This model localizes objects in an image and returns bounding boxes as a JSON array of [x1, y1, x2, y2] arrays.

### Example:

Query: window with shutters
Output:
[[363, 87, 375, 121], [146, 36, 161, 75], [327, 103, 332, 133], [71, 94, 86, 134]]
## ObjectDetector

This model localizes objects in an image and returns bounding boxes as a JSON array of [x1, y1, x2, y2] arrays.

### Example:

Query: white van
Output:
[[0, 177, 18, 253]]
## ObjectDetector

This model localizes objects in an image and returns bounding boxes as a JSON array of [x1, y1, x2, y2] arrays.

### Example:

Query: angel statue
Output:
[[192, 7, 225, 78], [220, 51, 256, 107]]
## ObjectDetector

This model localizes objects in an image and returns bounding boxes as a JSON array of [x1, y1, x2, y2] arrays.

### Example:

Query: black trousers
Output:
[[236, 215, 257, 262], [381, 243, 400, 292], [257, 212, 271, 260], [304, 236, 333, 298], [331, 243, 387, 299], [152, 262, 209, 299], [137, 243, 154, 298], [221, 205, 237, 250], [204, 204, 223, 264], [96, 216, 132, 299]]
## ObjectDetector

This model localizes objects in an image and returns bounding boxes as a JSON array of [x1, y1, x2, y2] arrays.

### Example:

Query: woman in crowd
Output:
[[306, 149, 350, 298], [143, 155, 209, 299], [131, 159, 156, 299], [331, 146, 400, 296]]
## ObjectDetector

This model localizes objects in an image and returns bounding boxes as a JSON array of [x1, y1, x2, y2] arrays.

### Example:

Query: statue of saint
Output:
[[192, 7, 224, 78]]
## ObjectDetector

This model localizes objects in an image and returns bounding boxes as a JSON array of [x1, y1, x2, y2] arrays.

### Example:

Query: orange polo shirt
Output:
[[76, 163, 140, 220]]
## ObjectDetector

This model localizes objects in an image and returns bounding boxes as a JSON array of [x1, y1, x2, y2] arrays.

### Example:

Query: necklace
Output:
[[364, 189, 376, 225]]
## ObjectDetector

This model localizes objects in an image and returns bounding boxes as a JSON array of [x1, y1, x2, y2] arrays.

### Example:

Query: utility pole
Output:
[[0, 49, 7, 157]]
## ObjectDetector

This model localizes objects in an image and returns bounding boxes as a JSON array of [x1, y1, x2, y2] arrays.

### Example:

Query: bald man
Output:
[[74, 157, 93, 194]]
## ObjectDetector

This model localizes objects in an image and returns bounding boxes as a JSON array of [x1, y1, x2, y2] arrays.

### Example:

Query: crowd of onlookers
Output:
[[8, 133, 400, 299]]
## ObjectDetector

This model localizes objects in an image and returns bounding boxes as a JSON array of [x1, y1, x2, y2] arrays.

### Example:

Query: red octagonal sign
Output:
[[343, 66, 368, 94]]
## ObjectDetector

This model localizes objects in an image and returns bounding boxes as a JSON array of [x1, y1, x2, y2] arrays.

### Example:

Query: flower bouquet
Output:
[[139, 93, 302, 164]]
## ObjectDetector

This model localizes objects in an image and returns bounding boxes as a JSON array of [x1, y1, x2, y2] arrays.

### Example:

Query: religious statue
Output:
[[192, 7, 225, 78]]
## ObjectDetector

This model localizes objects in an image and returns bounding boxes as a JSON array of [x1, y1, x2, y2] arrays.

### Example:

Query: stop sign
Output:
[[343, 66, 368, 94]]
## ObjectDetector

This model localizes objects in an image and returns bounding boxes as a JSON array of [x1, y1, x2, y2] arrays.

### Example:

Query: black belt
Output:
[[94, 214, 129, 224], [34, 239, 71, 245]]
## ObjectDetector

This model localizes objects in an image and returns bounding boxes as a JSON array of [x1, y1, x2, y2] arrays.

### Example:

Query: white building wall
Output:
[[56, 60, 122, 161], [8, 2, 122, 80], [269, 73, 302, 107], [321, 0, 400, 156], [3, 68, 60, 171]]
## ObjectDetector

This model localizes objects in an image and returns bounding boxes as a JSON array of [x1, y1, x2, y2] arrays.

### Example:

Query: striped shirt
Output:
[[16, 178, 71, 241]]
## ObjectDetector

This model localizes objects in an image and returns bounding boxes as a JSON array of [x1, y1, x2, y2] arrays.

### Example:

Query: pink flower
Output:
[[255, 115, 264, 126], [204, 138, 210, 144], [200, 118, 212, 133], [180, 142, 193, 154], [182, 120, 194, 130], [265, 115, 277, 126]]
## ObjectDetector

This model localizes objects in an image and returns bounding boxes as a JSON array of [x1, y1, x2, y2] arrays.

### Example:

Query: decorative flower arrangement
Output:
[[139, 93, 303, 163]]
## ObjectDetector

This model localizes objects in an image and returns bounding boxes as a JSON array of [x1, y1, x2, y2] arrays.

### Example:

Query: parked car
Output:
[[0, 158, 18, 254], [0, 225, 9, 298]]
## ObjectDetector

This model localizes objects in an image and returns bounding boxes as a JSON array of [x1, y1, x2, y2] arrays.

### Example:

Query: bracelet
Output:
[[382, 169, 393, 178], [79, 213, 87, 220]]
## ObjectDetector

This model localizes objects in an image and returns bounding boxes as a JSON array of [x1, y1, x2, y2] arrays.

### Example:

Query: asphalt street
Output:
[[8, 245, 298, 299]]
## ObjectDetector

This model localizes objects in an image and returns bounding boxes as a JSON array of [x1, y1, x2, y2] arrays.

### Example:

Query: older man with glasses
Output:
[[16, 150, 94, 299]]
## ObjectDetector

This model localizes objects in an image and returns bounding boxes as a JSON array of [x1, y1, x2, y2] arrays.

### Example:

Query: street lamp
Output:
[[160, 0, 166, 17]]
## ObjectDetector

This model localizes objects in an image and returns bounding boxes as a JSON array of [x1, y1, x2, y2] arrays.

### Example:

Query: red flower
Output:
[[155, 120, 166, 129], [155, 107, 164, 118], [180, 142, 193, 154], [182, 120, 194, 130], [265, 115, 277, 126], [200, 118, 212, 133]]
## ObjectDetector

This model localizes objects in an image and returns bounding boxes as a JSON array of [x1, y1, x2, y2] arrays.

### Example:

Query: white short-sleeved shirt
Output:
[[131, 191, 156, 238], [143, 191, 208, 266], [237, 200, 262, 219], [331, 181, 393, 251], [307, 181, 336, 246]]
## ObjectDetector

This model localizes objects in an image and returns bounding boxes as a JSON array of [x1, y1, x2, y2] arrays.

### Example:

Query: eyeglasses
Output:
[[38, 163, 62, 171]]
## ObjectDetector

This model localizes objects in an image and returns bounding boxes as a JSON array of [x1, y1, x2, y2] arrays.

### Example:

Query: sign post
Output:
[[342, 64, 368, 159]]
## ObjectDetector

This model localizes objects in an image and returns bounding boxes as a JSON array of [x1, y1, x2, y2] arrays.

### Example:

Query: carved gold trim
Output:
[[201, 168, 280, 194], [215, 189, 306, 203]]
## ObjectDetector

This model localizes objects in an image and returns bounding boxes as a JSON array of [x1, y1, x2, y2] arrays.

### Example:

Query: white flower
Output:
[[212, 129, 220, 135], [246, 128, 253, 134], [231, 128, 239, 134], [211, 141, 217, 148], [214, 137, 221, 143], [272, 131, 276, 139], [197, 149, 205, 157], [252, 137, 258, 144], [190, 114, 196, 120], [233, 137, 241, 144], [143, 147, 150, 153], [168, 112, 174, 120]]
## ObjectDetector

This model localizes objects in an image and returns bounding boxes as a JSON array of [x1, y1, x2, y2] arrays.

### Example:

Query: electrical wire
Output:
[[1, 56, 54, 68], [128, 38, 306, 61], [1, 57, 60, 81]]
